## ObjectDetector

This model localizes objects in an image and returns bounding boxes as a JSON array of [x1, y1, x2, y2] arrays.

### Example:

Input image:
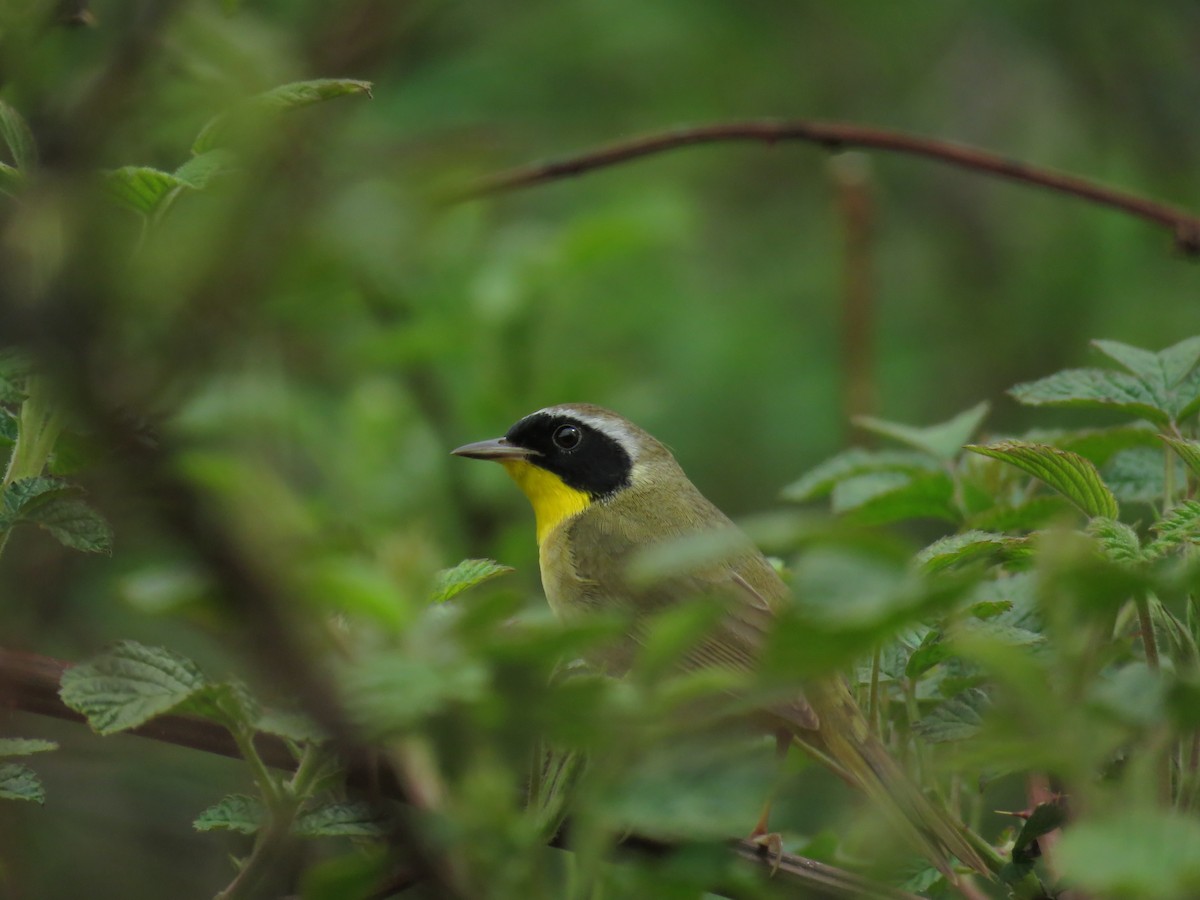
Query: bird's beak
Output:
[[451, 437, 538, 461]]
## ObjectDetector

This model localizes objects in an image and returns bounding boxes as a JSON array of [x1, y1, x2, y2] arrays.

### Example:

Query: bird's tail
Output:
[[797, 677, 994, 881]]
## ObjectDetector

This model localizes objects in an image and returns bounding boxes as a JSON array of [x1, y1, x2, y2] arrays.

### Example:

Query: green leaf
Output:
[[905, 629, 951, 677], [1, 476, 113, 553], [1087, 517, 1143, 565], [915, 531, 1026, 573], [1010, 801, 1067, 870], [193, 793, 264, 834], [1009, 368, 1170, 426], [0, 738, 57, 757], [255, 709, 326, 744], [1050, 424, 1163, 466], [964, 496, 1073, 533], [0, 762, 44, 803], [173, 149, 236, 189], [782, 448, 939, 502], [832, 471, 958, 525], [106, 166, 191, 217], [914, 688, 990, 743], [852, 401, 989, 460], [1162, 435, 1200, 481], [192, 79, 373, 154], [0, 100, 37, 171], [1094, 336, 1200, 393], [1146, 500, 1200, 559], [60, 640, 210, 735], [1057, 810, 1200, 897], [1103, 446, 1183, 505], [0, 162, 23, 197], [965, 440, 1118, 519], [294, 801, 387, 838], [431, 558, 513, 603]]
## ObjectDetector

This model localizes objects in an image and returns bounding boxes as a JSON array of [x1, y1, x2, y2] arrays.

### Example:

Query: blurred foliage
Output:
[[0, 1, 1199, 898]]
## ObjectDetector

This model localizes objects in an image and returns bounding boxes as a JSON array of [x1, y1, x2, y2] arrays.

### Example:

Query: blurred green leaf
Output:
[[915, 530, 1027, 572], [0, 763, 44, 804], [173, 149, 236, 189], [1161, 435, 1200, 481], [853, 401, 989, 460], [782, 448, 938, 502], [256, 709, 326, 744], [1103, 446, 1183, 505], [0, 738, 57, 756], [294, 801, 387, 838], [60, 641, 210, 735], [193, 794, 264, 834], [0, 100, 36, 171], [105, 166, 190, 217], [964, 495, 1074, 533], [1057, 810, 1200, 898], [432, 558, 514, 603], [193, 78, 374, 154], [0, 162, 23, 197], [1052, 424, 1163, 466], [832, 470, 958, 524], [966, 440, 1118, 518], [1089, 662, 1163, 728]]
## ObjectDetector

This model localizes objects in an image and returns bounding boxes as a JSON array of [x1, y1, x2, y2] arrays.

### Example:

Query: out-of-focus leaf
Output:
[[782, 448, 939, 502], [0, 763, 44, 803], [0, 100, 37, 171], [294, 801, 387, 838], [915, 530, 1027, 572], [60, 641, 209, 735], [1161, 435, 1200, 481], [193, 79, 373, 154], [431, 558, 513, 603], [344, 650, 488, 736], [106, 166, 190, 217], [1052, 424, 1163, 466], [1089, 662, 1163, 728], [0, 162, 23, 196], [964, 496, 1074, 533], [852, 401, 989, 460], [256, 709, 326, 744], [914, 688, 990, 743], [832, 471, 958, 525], [1009, 368, 1170, 426], [1103, 446, 1182, 505], [1056, 810, 1200, 898], [193, 794, 264, 834], [173, 149, 236, 189], [966, 440, 1118, 518], [0, 738, 57, 757]]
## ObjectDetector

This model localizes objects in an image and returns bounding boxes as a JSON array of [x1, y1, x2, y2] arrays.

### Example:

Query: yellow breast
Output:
[[501, 459, 592, 546]]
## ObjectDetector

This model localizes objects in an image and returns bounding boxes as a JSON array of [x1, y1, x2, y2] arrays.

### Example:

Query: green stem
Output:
[[904, 678, 927, 784], [1136, 593, 1160, 672], [1165, 442, 1176, 512], [230, 725, 283, 810], [867, 644, 883, 737]]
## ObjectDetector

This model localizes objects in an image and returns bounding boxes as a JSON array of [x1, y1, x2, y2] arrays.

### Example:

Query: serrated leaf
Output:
[[21, 493, 113, 553], [294, 801, 387, 838], [60, 640, 210, 735], [0, 738, 57, 757], [1057, 810, 1200, 897], [966, 440, 1118, 519], [1095, 336, 1200, 392], [431, 558, 513, 603], [193, 79, 373, 154], [914, 688, 990, 743], [905, 629, 951, 677], [1145, 500, 1200, 559], [782, 448, 939, 502], [832, 471, 958, 524], [193, 793, 264, 833], [852, 401, 989, 460], [1009, 368, 1171, 427], [0, 100, 37, 171], [0, 762, 44, 803], [173, 149, 236, 189], [183, 681, 259, 730], [106, 166, 190, 216], [915, 531, 1025, 573], [1162, 435, 1200, 481], [1087, 518, 1142, 565], [1103, 446, 1182, 505]]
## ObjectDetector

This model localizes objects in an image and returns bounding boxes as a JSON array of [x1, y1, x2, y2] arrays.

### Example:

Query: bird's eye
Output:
[[553, 424, 582, 450]]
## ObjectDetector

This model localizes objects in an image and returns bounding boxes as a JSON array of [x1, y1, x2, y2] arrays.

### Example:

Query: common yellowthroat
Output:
[[453, 404, 989, 877]]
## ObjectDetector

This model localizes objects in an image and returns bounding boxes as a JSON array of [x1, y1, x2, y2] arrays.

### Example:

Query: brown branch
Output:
[[457, 118, 1200, 256], [1, 645, 921, 900]]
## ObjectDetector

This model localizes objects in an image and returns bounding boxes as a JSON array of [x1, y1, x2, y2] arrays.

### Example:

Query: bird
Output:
[[452, 403, 990, 879]]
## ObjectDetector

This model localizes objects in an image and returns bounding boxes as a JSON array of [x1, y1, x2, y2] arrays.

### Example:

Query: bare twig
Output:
[[457, 118, 1200, 255]]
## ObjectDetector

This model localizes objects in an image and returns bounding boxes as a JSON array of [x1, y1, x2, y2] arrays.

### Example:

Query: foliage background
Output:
[[2, 1, 1200, 897]]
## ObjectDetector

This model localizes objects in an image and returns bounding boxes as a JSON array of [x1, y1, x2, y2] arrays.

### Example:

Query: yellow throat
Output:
[[501, 459, 591, 545]]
